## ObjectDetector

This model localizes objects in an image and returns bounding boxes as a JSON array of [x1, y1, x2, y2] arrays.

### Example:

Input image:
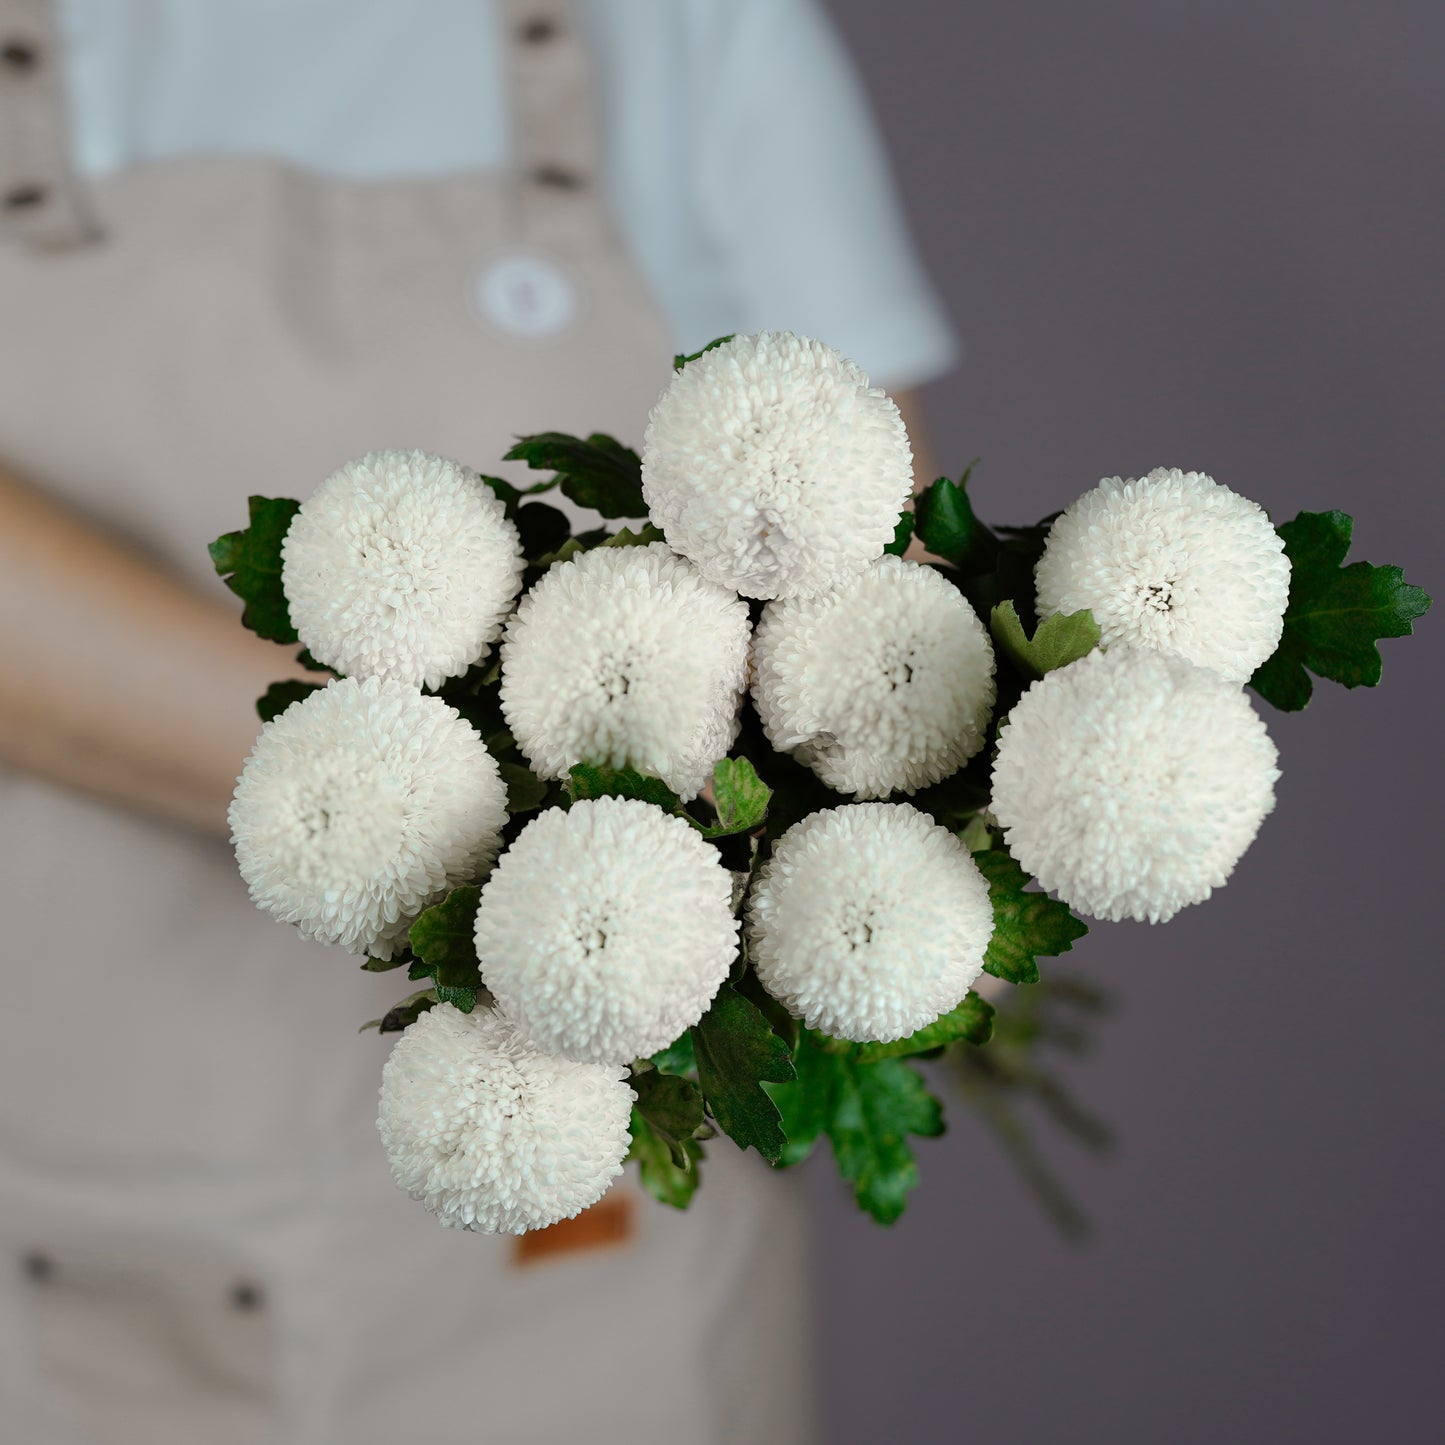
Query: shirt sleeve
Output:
[[686, 0, 959, 390]]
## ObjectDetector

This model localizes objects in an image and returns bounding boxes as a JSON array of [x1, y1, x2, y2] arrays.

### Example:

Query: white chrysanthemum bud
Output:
[[641, 332, 913, 599], [1034, 467, 1290, 683], [282, 450, 525, 689], [747, 803, 994, 1043], [378, 1004, 634, 1235], [475, 798, 738, 1063], [752, 555, 996, 798], [990, 648, 1279, 924], [230, 677, 508, 958], [500, 543, 750, 800]]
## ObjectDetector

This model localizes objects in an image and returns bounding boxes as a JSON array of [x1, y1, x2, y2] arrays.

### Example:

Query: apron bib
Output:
[[0, 4, 814, 1441]]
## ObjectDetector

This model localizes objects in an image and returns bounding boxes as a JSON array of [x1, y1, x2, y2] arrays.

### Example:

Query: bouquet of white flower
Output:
[[212, 332, 1430, 1234]]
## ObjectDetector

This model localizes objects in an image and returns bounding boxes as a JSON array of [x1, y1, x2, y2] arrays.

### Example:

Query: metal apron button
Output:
[[472, 251, 579, 340]]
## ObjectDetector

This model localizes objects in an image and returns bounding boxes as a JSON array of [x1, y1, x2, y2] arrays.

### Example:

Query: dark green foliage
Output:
[[478, 472, 559, 514], [692, 986, 795, 1161], [407, 887, 485, 1014], [505, 432, 647, 518], [628, 1111, 705, 1208], [360, 953, 409, 973], [672, 335, 735, 371], [598, 522, 667, 548], [255, 679, 323, 723], [975, 849, 1089, 986], [498, 761, 550, 815], [989, 601, 1101, 682], [565, 762, 682, 813], [630, 1068, 707, 1169], [704, 757, 771, 836], [360, 988, 437, 1034], [913, 463, 997, 575], [1250, 510, 1431, 711], [512, 501, 572, 562], [769, 1032, 945, 1224], [208, 495, 301, 642], [854, 992, 995, 1063], [884, 509, 915, 556]]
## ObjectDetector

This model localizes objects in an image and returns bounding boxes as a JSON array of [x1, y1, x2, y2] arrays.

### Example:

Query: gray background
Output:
[[812, 3, 1443, 1441]]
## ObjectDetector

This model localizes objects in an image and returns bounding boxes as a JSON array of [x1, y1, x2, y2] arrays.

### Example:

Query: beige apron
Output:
[[0, 4, 814, 1441]]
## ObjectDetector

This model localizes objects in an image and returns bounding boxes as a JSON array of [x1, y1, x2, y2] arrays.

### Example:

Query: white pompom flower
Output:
[[378, 1004, 635, 1235], [229, 677, 508, 958], [1034, 467, 1290, 683], [282, 450, 525, 689], [747, 803, 995, 1044], [475, 798, 738, 1064], [989, 648, 1279, 924], [641, 332, 913, 599], [500, 543, 750, 800], [752, 555, 996, 798]]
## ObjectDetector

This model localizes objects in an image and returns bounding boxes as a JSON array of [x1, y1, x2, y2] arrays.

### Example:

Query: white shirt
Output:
[[56, 0, 958, 388]]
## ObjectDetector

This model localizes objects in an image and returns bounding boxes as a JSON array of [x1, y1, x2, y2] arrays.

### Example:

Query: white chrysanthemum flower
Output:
[[989, 648, 1279, 924], [500, 543, 749, 800], [475, 798, 738, 1063], [753, 555, 996, 798], [230, 677, 508, 957], [747, 803, 994, 1043], [378, 1004, 634, 1235], [1034, 467, 1290, 683], [282, 450, 525, 689], [641, 332, 913, 599]]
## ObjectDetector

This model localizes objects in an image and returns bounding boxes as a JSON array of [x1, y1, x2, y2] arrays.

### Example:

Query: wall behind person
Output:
[[815, 3, 1443, 1442]]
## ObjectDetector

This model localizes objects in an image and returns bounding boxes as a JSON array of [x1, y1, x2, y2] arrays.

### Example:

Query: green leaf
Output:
[[854, 992, 995, 1062], [673, 335, 735, 371], [255, 679, 323, 724], [630, 1068, 707, 1169], [478, 472, 559, 515], [505, 432, 647, 519], [408, 886, 484, 993], [704, 757, 771, 835], [627, 1110, 705, 1208], [884, 509, 914, 557], [208, 496, 301, 643], [434, 984, 478, 1013], [650, 1032, 697, 1078], [565, 762, 682, 814], [913, 464, 997, 574], [692, 986, 796, 1161], [295, 648, 336, 675], [512, 501, 573, 561], [989, 601, 1102, 682], [975, 849, 1088, 985], [769, 1033, 943, 1223], [360, 988, 436, 1034], [498, 761, 550, 815], [360, 954, 408, 973], [599, 522, 667, 548], [1249, 510, 1431, 711]]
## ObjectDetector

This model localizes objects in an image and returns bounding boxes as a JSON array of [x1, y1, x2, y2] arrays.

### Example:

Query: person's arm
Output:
[[0, 469, 316, 837]]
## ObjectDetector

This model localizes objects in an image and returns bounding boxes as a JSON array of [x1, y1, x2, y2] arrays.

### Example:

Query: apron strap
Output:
[[497, 0, 609, 253], [0, 0, 99, 248]]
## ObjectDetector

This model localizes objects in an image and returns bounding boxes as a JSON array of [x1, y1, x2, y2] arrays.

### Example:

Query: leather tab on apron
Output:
[[0, 0, 100, 248]]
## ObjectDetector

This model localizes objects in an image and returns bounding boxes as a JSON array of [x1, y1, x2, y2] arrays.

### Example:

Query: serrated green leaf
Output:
[[630, 1069, 707, 1169], [565, 762, 683, 814], [672, 335, 735, 371], [599, 522, 667, 548], [913, 464, 997, 574], [479, 472, 558, 515], [434, 984, 477, 1013], [255, 679, 323, 724], [498, 761, 549, 814], [855, 992, 995, 1062], [975, 849, 1088, 985], [408, 886, 483, 992], [884, 509, 915, 556], [1249, 510, 1431, 711], [651, 1032, 697, 1078], [295, 648, 337, 675], [209, 496, 301, 643], [360, 988, 437, 1034], [692, 986, 795, 1161], [704, 757, 771, 836], [628, 1110, 705, 1208], [505, 432, 646, 518], [769, 1032, 943, 1222], [989, 601, 1101, 682]]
